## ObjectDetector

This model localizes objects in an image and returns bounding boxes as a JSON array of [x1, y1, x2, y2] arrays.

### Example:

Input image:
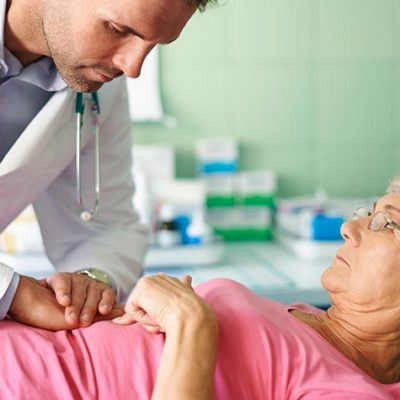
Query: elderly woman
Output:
[[2, 181, 400, 399]]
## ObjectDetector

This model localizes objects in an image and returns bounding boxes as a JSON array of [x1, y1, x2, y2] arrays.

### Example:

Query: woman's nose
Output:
[[340, 220, 362, 246], [113, 41, 154, 79]]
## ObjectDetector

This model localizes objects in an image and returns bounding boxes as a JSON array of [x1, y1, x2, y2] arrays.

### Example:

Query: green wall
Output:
[[133, 0, 400, 198]]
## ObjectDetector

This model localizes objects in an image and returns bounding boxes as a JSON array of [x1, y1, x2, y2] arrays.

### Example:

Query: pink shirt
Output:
[[1, 278, 399, 399]]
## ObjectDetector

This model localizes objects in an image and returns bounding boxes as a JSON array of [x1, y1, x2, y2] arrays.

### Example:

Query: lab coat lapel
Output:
[[0, 87, 75, 177]]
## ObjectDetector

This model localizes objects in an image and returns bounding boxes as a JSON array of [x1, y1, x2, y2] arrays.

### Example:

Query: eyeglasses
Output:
[[353, 207, 400, 238]]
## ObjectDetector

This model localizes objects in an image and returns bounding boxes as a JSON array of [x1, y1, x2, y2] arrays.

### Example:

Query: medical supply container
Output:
[[196, 137, 238, 175], [206, 207, 273, 241]]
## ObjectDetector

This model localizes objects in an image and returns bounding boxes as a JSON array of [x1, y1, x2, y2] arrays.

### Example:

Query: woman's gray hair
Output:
[[386, 177, 400, 194]]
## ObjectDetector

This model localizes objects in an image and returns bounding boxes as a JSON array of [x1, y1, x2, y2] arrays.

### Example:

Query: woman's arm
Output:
[[113, 274, 218, 400]]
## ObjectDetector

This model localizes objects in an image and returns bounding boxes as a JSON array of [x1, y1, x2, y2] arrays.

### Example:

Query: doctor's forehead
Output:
[[96, 0, 197, 26], [96, 0, 197, 38], [98, 0, 197, 13]]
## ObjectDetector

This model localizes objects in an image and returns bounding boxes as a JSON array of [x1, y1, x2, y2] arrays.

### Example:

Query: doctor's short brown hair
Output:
[[191, 0, 218, 12]]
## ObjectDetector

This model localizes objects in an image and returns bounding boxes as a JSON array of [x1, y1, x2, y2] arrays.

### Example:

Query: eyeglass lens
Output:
[[369, 212, 388, 231], [353, 207, 370, 220]]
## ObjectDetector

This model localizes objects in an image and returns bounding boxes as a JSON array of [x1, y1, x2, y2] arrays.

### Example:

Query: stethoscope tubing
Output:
[[75, 92, 101, 222]]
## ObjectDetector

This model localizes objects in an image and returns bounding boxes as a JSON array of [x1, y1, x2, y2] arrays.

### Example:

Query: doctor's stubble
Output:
[[41, 0, 122, 92]]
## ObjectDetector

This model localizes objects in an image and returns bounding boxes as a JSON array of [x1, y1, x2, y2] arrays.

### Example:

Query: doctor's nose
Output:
[[113, 42, 153, 79]]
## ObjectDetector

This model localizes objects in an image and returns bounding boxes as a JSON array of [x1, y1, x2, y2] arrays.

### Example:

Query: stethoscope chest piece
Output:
[[80, 210, 93, 222]]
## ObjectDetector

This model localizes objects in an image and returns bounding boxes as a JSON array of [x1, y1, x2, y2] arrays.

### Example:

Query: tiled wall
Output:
[[133, 0, 399, 197]]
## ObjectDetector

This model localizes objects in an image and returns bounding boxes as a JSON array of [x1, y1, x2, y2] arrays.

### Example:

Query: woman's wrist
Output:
[[154, 305, 218, 400], [166, 299, 217, 335]]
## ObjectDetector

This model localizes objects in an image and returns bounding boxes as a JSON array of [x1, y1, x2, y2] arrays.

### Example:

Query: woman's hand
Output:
[[113, 274, 213, 333], [115, 274, 218, 399]]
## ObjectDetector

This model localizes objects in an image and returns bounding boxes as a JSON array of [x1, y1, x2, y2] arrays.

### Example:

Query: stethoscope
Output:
[[75, 92, 100, 222]]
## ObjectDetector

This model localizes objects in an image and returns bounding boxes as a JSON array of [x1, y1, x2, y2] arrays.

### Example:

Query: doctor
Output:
[[0, 0, 210, 330]]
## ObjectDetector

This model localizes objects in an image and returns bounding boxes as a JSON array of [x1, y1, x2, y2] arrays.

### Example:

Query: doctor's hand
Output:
[[8, 275, 124, 331], [46, 272, 119, 327]]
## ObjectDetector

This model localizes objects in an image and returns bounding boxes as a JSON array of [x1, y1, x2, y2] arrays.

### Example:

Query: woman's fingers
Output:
[[113, 274, 198, 332], [181, 275, 192, 285], [143, 324, 162, 334], [93, 306, 124, 322], [181, 275, 194, 290], [112, 313, 137, 325], [113, 306, 161, 330], [113, 312, 161, 331]]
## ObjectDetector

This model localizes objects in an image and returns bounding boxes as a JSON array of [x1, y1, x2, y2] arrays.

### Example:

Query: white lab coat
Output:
[[0, 77, 149, 300]]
